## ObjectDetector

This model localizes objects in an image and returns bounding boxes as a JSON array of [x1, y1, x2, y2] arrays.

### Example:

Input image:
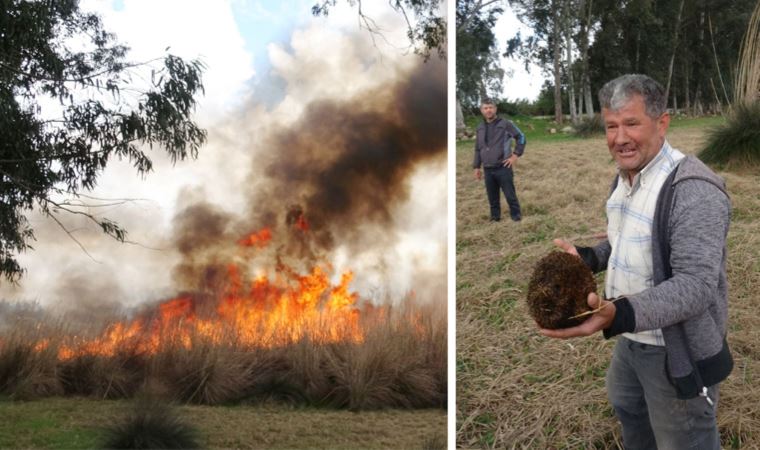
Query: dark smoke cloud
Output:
[[168, 57, 446, 294], [247, 58, 447, 257], [171, 200, 236, 292]]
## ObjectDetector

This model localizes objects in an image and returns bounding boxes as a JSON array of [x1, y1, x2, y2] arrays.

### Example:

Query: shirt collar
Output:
[[620, 140, 671, 189]]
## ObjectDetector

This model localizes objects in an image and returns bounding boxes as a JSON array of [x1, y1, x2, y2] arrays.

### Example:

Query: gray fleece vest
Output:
[[651, 156, 732, 399], [612, 156, 733, 399]]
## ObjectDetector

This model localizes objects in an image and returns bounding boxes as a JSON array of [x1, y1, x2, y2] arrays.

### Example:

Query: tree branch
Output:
[[42, 202, 101, 264]]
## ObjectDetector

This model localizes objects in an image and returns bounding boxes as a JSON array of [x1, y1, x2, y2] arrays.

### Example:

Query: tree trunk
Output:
[[710, 78, 723, 114], [635, 28, 641, 72], [579, 0, 594, 117], [565, 0, 577, 124], [664, 0, 685, 103], [456, 98, 466, 133], [478, 79, 487, 104], [684, 57, 690, 114], [673, 84, 678, 113], [552, 2, 564, 124]]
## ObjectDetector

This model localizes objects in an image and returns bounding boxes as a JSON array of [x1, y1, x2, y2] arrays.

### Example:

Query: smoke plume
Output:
[[171, 58, 447, 295]]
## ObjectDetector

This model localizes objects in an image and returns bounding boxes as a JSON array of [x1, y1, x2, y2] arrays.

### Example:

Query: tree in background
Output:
[[0, 0, 207, 281], [455, 1, 507, 131], [456, 1, 505, 107], [507, 0, 566, 124], [312, 0, 447, 59], [501, 0, 757, 122]]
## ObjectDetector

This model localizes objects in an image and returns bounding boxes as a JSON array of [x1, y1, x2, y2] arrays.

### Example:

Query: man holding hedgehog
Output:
[[541, 74, 732, 449]]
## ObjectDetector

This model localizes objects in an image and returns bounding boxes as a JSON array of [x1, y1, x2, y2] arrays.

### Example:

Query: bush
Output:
[[699, 102, 760, 167], [101, 399, 200, 449], [573, 114, 605, 137]]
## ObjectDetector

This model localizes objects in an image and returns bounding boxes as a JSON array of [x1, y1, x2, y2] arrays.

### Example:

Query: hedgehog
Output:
[[526, 251, 597, 329]]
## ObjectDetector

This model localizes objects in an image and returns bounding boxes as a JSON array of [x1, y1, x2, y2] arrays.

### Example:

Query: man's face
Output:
[[602, 94, 670, 177], [480, 103, 497, 121]]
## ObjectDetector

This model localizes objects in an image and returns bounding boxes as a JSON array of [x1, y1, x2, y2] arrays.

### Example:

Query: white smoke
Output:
[[0, 1, 446, 313]]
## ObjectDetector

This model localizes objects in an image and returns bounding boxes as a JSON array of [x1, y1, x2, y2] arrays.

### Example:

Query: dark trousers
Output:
[[483, 166, 520, 220], [606, 338, 720, 450]]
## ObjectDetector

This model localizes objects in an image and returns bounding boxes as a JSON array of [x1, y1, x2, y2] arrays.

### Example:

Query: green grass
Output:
[[0, 398, 447, 449], [463, 114, 584, 143], [669, 114, 726, 129], [462, 114, 727, 146]]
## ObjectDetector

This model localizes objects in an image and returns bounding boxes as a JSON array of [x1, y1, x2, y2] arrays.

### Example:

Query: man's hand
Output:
[[553, 238, 580, 257], [538, 293, 616, 339], [504, 154, 518, 168], [474, 168, 482, 180]]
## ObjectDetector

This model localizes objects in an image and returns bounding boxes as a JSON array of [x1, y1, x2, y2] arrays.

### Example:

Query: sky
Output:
[[494, 4, 544, 102], [1, 0, 447, 313]]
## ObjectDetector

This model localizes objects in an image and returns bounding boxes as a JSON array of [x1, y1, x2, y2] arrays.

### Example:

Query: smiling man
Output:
[[544, 74, 732, 449]]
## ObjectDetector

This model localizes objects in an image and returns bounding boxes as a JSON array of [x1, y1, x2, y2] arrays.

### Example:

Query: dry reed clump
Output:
[[699, 101, 760, 167], [322, 306, 445, 411], [526, 251, 596, 329], [58, 351, 144, 399], [0, 328, 63, 400], [0, 300, 445, 411], [149, 334, 254, 406], [733, 0, 760, 107]]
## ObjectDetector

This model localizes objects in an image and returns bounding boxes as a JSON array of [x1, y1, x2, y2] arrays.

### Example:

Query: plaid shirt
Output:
[[605, 141, 685, 346]]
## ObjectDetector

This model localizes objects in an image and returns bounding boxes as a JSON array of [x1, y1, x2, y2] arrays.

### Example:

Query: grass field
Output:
[[0, 397, 446, 449], [456, 120, 760, 448]]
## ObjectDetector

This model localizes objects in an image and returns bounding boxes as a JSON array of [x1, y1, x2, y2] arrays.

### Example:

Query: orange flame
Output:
[[238, 227, 272, 248], [53, 227, 367, 360]]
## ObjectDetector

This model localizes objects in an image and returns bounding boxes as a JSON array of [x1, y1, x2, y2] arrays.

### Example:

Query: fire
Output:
[[53, 227, 366, 360], [238, 227, 272, 248], [294, 214, 309, 232]]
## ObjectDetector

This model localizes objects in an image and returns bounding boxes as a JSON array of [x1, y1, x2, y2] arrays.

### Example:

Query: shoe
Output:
[[490, 217, 501, 222], [511, 215, 522, 222]]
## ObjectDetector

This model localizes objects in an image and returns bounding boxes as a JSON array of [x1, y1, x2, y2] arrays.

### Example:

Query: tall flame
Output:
[[55, 226, 366, 360]]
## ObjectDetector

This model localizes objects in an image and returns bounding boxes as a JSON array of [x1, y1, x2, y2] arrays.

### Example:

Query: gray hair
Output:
[[598, 74, 666, 118], [480, 98, 497, 106]]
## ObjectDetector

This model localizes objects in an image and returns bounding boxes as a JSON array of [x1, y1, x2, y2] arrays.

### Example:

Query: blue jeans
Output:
[[483, 166, 520, 220], [606, 338, 720, 450]]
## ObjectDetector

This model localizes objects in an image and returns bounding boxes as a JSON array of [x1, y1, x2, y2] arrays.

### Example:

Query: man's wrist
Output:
[[602, 297, 635, 339]]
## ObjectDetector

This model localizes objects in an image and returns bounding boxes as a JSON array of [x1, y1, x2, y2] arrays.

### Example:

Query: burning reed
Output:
[[0, 258, 446, 409], [0, 301, 444, 409], [0, 58, 447, 412]]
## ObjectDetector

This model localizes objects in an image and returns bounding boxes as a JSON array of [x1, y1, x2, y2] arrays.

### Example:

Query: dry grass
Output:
[[456, 126, 760, 448], [0, 301, 446, 412]]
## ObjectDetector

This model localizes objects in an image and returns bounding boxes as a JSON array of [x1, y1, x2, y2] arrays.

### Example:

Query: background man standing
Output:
[[543, 74, 732, 449], [472, 98, 525, 222]]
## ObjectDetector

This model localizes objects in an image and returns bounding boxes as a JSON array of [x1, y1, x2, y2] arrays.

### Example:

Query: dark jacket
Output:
[[577, 156, 733, 399], [472, 117, 525, 169]]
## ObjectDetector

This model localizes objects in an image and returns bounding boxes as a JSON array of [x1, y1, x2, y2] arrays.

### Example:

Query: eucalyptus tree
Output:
[[0, 0, 207, 281]]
